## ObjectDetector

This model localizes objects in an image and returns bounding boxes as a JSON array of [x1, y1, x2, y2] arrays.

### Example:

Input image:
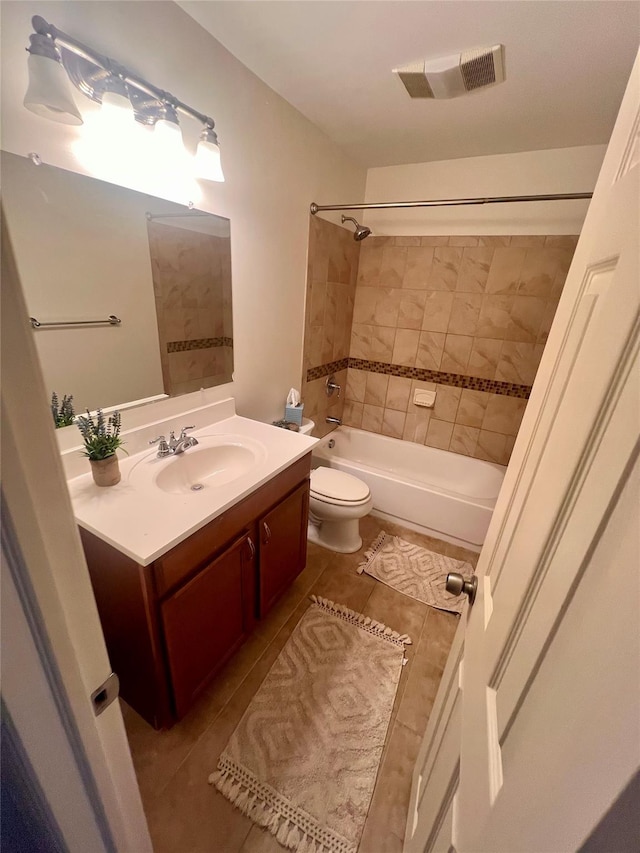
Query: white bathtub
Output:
[[312, 427, 506, 552]]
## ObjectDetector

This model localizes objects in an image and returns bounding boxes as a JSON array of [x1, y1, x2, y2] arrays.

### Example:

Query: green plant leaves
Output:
[[76, 408, 125, 460]]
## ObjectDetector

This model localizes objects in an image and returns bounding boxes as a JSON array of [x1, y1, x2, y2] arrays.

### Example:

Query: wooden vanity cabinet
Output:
[[258, 482, 309, 616], [80, 454, 311, 729], [161, 532, 255, 719]]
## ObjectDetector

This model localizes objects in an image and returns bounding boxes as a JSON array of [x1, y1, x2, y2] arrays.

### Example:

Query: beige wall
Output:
[[0, 1, 366, 424], [364, 146, 605, 236]]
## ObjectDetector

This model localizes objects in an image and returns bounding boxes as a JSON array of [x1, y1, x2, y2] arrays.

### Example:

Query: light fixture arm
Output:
[[30, 15, 217, 134]]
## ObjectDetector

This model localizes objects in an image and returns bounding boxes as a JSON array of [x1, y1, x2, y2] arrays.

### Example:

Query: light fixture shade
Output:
[[101, 90, 133, 127], [24, 53, 83, 125], [151, 104, 186, 159], [154, 118, 185, 158], [195, 132, 225, 182]]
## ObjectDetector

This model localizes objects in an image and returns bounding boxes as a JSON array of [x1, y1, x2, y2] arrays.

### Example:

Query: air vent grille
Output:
[[395, 62, 434, 98], [396, 67, 434, 98], [460, 47, 497, 91], [394, 44, 505, 99]]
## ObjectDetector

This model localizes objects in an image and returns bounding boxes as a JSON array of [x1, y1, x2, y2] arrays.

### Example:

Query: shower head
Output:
[[341, 215, 371, 242]]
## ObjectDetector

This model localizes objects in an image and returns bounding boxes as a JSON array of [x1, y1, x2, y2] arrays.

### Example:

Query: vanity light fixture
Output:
[[23, 32, 83, 125], [23, 15, 225, 182], [154, 102, 187, 160], [194, 125, 224, 183]]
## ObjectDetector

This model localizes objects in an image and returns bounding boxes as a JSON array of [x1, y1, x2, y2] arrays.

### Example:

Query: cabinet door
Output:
[[161, 533, 255, 719], [258, 481, 309, 616]]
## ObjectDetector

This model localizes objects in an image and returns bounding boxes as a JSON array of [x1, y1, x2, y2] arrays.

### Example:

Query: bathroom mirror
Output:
[[1, 151, 233, 417]]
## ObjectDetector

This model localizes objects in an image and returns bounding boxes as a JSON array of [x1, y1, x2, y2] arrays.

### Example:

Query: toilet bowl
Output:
[[307, 467, 373, 553]]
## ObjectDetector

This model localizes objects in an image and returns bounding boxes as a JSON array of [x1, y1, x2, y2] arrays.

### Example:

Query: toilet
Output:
[[307, 467, 373, 553], [297, 420, 372, 553]]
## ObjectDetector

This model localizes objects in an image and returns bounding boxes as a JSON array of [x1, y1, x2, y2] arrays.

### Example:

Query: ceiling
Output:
[[179, 0, 639, 168]]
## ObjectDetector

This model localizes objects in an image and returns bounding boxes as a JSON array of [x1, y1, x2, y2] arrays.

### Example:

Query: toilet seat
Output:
[[310, 468, 371, 507]]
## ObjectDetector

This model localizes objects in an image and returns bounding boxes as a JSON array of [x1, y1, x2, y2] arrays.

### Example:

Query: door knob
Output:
[[445, 572, 478, 605]]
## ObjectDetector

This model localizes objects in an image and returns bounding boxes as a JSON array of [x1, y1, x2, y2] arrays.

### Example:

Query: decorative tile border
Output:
[[307, 357, 530, 399], [306, 357, 349, 381], [167, 337, 233, 353]]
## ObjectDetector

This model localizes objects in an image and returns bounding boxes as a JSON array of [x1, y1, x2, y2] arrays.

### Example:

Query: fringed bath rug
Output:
[[358, 532, 474, 615], [209, 595, 411, 853]]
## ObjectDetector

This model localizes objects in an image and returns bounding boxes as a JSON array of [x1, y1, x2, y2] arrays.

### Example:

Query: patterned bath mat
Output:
[[209, 595, 411, 853], [358, 532, 474, 615]]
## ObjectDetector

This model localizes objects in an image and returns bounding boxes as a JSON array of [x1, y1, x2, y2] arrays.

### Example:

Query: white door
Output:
[[1, 213, 153, 852], [406, 50, 640, 853]]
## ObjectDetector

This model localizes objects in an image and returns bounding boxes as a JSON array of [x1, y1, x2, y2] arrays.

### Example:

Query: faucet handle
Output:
[[326, 375, 341, 398], [179, 425, 195, 439], [150, 435, 171, 456]]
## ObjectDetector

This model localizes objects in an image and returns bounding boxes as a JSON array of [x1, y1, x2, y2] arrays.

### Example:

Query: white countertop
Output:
[[68, 414, 317, 566]]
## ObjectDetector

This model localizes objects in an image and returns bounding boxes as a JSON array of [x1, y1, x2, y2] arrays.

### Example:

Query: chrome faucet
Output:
[[150, 426, 199, 457], [169, 426, 199, 454], [325, 416, 342, 425]]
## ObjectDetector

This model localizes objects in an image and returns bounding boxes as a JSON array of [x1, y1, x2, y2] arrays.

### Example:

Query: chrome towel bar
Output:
[[30, 315, 121, 329]]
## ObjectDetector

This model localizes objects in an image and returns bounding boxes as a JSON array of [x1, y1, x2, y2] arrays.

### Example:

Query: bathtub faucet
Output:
[[326, 416, 342, 426]]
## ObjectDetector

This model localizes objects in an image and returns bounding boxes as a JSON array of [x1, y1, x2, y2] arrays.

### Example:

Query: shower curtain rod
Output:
[[309, 192, 592, 214]]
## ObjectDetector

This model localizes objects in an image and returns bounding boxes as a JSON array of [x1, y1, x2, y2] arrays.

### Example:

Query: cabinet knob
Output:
[[247, 536, 256, 559], [262, 522, 271, 545]]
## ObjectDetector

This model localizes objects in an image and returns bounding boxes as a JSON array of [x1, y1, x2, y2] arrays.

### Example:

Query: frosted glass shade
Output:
[[101, 90, 133, 126], [195, 137, 225, 182], [154, 118, 186, 159], [24, 53, 83, 125]]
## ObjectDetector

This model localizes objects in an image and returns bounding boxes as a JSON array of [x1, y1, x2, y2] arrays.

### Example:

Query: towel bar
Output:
[[30, 314, 121, 329]]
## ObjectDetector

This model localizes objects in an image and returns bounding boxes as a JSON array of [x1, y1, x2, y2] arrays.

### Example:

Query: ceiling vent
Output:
[[394, 44, 505, 99]]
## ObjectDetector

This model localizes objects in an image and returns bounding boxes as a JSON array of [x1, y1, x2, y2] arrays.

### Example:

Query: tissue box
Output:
[[285, 403, 304, 425]]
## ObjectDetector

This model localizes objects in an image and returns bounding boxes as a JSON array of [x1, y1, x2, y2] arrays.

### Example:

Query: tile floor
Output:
[[122, 515, 478, 853]]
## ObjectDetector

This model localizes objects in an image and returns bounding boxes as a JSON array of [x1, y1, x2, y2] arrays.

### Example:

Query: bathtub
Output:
[[312, 427, 506, 552]]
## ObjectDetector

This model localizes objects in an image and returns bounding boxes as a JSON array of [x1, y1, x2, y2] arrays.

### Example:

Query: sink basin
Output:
[[129, 434, 268, 495]]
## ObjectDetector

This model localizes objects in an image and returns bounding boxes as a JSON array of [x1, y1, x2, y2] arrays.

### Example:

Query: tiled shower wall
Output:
[[147, 221, 233, 397], [301, 216, 360, 437], [342, 235, 577, 464], [302, 227, 578, 463]]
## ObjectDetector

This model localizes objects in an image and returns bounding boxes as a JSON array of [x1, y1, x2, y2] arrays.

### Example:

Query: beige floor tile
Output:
[[253, 556, 328, 642], [240, 825, 288, 853], [310, 559, 377, 611], [128, 515, 462, 853], [145, 780, 253, 853], [362, 581, 428, 642], [123, 629, 270, 802], [385, 650, 414, 743], [359, 720, 421, 845], [359, 829, 404, 853], [142, 675, 264, 851], [395, 609, 459, 735]]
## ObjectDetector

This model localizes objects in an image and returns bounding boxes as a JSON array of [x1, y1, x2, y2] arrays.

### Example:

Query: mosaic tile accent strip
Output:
[[307, 358, 530, 399], [167, 337, 233, 353], [306, 357, 349, 381]]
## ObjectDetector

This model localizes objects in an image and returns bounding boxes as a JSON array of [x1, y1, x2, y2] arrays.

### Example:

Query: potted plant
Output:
[[51, 392, 75, 428], [77, 409, 126, 487]]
